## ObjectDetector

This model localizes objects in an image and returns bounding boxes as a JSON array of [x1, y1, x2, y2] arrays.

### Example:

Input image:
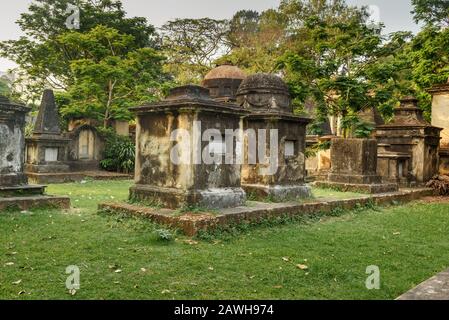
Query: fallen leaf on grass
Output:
[[12, 280, 22, 285], [4, 262, 14, 266], [282, 257, 290, 262], [296, 264, 309, 270]]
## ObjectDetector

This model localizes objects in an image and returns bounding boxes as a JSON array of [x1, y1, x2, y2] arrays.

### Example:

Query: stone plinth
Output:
[[318, 138, 398, 194], [237, 73, 312, 201], [328, 138, 381, 184], [0, 96, 31, 186], [25, 90, 71, 181], [129, 85, 249, 209], [376, 96, 442, 185]]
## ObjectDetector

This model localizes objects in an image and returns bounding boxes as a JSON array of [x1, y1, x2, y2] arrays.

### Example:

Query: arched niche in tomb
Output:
[[68, 124, 105, 170]]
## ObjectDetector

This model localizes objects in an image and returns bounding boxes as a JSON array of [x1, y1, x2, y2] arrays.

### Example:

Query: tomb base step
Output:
[[99, 188, 433, 236], [243, 184, 312, 202], [130, 185, 246, 210], [26, 171, 132, 184], [0, 195, 70, 211], [328, 173, 382, 184], [0, 185, 46, 197], [314, 181, 398, 194]]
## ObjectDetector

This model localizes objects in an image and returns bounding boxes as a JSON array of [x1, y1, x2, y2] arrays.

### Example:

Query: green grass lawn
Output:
[[1, 180, 449, 300]]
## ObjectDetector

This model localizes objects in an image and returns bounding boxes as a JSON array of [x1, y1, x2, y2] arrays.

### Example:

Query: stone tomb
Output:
[[236, 73, 312, 201], [129, 85, 248, 209], [429, 81, 449, 175], [0, 96, 30, 187], [25, 89, 71, 183], [376, 96, 441, 185], [0, 95, 69, 210], [316, 137, 398, 194]]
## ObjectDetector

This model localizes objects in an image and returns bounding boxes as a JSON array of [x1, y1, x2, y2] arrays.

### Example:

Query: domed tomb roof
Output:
[[236, 73, 292, 113], [204, 65, 247, 81], [202, 64, 247, 102]]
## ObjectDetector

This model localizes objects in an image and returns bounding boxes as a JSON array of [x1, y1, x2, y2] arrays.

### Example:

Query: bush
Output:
[[100, 131, 135, 174]]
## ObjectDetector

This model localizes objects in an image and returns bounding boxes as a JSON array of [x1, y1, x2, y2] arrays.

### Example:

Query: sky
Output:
[[0, 0, 420, 71]]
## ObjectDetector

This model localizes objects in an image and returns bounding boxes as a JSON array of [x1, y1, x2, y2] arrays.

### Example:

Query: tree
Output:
[[57, 26, 169, 127], [160, 18, 231, 84], [0, 0, 159, 102], [412, 0, 449, 28], [278, 1, 409, 136], [221, 9, 287, 73]]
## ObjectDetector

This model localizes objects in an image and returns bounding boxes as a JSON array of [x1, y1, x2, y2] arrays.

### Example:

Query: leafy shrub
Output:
[[155, 229, 174, 241], [100, 130, 135, 174]]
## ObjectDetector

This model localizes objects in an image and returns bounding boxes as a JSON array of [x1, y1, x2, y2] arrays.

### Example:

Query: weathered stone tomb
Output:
[[0, 95, 70, 209], [429, 81, 449, 175], [376, 96, 441, 186], [316, 137, 398, 194], [25, 90, 71, 182], [0, 96, 31, 187], [129, 85, 248, 209], [236, 73, 312, 201]]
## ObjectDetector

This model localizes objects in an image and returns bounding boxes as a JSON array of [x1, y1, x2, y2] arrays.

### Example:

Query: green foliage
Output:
[[0, 0, 159, 103], [220, 9, 287, 73], [100, 130, 135, 174], [305, 140, 331, 158], [412, 0, 449, 28], [55, 25, 169, 124], [155, 229, 174, 242], [340, 113, 374, 138]]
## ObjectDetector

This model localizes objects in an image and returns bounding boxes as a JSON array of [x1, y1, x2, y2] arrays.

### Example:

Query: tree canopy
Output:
[[1, 0, 448, 134]]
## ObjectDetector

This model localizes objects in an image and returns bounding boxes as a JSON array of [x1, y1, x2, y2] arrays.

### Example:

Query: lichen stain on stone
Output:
[[0, 124, 23, 174]]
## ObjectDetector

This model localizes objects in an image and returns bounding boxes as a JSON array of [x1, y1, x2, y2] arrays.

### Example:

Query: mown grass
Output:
[[1, 180, 449, 300]]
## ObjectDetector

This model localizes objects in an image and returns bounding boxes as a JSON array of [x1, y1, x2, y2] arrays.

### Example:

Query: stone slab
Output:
[[0, 184, 46, 197], [26, 171, 132, 184], [0, 195, 70, 211], [314, 181, 398, 194], [99, 188, 433, 236], [243, 184, 312, 202], [130, 184, 246, 209], [397, 269, 449, 300]]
